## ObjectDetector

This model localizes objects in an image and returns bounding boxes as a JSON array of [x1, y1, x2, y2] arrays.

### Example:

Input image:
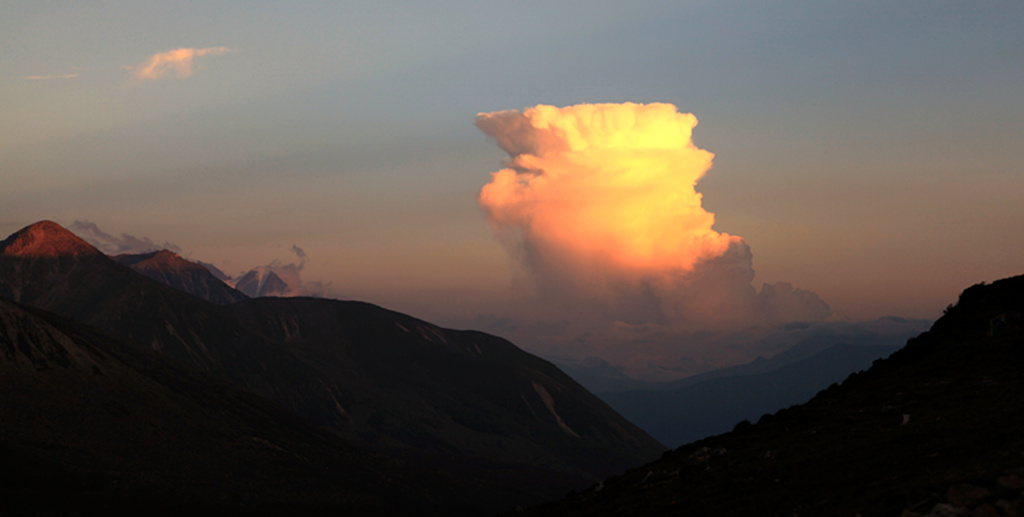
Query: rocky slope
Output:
[[520, 274, 1024, 516]]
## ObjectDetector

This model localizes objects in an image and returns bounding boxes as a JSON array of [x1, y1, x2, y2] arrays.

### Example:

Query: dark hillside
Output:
[[0, 298, 444, 516], [521, 275, 1024, 516]]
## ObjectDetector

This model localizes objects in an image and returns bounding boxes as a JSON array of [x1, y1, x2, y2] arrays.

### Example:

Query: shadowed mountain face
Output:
[[0, 297, 509, 516], [222, 297, 661, 474], [0, 221, 665, 510], [521, 275, 1024, 516], [114, 249, 249, 305]]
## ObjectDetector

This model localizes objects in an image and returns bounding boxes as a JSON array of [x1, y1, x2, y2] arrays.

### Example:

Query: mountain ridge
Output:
[[0, 220, 665, 512], [113, 249, 249, 305]]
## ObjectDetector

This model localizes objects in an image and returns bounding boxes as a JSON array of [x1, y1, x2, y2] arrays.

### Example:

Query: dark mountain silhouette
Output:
[[519, 274, 1024, 516], [114, 249, 249, 305], [0, 297, 511, 516], [221, 297, 664, 475], [601, 342, 900, 447], [0, 221, 665, 512]]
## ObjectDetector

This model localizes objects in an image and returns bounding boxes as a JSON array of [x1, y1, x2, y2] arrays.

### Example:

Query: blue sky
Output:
[[3, 1, 1022, 334]]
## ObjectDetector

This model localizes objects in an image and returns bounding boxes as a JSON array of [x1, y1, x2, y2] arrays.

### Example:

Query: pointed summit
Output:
[[259, 270, 291, 297], [233, 268, 292, 297], [113, 250, 248, 305], [114, 249, 189, 269], [0, 221, 102, 259]]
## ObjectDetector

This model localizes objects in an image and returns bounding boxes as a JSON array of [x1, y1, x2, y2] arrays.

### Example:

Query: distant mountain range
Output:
[[522, 274, 1024, 516], [553, 316, 930, 449], [0, 221, 664, 515], [601, 342, 902, 447], [114, 248, 296, 300]]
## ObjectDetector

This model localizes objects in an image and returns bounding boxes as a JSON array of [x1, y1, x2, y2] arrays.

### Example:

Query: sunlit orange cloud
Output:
[[135, 47, 231, 80], [479, 103, 739, 276], [477, 103, 830, 328]]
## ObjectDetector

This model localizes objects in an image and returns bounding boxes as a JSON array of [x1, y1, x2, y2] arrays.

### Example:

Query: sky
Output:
[[3, 2, 1022, 375]]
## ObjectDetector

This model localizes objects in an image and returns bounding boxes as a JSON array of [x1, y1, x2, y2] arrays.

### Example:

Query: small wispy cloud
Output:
[[24, 73, 79, 80], [69, 220, 182, 255], [135, 46, 231, 80]]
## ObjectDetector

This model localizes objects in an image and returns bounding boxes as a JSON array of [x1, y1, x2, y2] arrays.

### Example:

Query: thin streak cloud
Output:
[[135, 47, 231, 80], [24, 74, 79, 80]]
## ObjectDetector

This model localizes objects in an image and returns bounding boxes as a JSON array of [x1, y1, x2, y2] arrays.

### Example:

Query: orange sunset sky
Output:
[[3, 3, 1022, 372]]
